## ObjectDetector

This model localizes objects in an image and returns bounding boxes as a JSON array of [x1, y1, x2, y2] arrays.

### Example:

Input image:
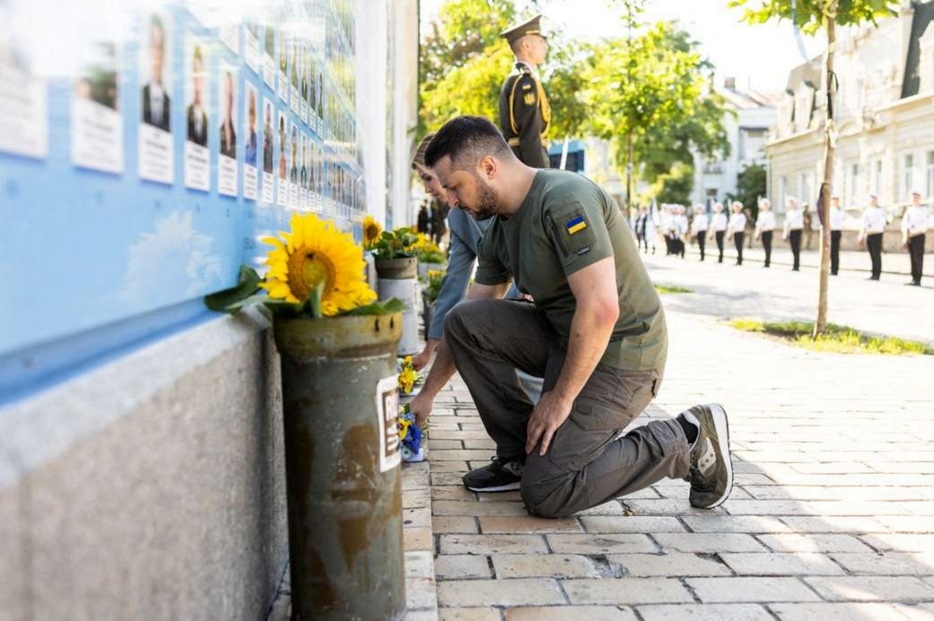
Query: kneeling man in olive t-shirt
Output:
[[408, 116, 734, 518]]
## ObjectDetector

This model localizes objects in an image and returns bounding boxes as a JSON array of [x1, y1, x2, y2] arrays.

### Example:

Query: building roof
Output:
[[902, 0, 934, 98], [720, 86, 782, 109]]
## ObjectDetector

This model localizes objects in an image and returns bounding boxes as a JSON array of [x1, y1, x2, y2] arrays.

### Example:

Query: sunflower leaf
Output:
[[205, 266, 263, 313], [340, 297, 406, 316], [300, 281, 326, 318]]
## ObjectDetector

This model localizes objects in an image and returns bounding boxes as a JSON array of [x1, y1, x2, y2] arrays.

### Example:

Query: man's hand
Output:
[[525, 390, 574, 457], [411, 339, 440, 371], [409, 390, 434, 427]]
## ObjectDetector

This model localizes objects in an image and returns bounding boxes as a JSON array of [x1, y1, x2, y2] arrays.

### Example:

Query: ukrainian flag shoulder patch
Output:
[[565, 215, 587, 235]]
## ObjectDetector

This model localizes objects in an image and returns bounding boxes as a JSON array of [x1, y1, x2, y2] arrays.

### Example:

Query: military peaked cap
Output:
[[501, 14, 545, 45]]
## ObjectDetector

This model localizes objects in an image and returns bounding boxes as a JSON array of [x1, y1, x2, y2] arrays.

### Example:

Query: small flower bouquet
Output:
[[397, 355, 420, 394], [366, 225, 420, 261], [397, 404, 425, 463], [410, 234, 445, 265]]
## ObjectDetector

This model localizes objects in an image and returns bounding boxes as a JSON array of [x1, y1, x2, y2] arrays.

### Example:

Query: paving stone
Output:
[[433, 516, 479, 534], [637, 604, 774, 621], [478, 491, 523, 502], [546, 534, 657, 554], [778, 516, 887, 533], [434, 472, 470, 486], [682, 516, 792, 533], [433, 501, 528, 517], [504, 606, 637, 620], [562, 578, 693, 605], [463, 439, 497, 450], [652, 533, 768, 553], [407, 576, 438, 610], [829, 552, 934, 576], [623, 499, 727, 516], [757, 534, 873, 553], [430, 440, 465, 450], [438, 578, 564, 607], [860, 534, 934, 552], [607, 553, 732, 577], [431, 450, 498, 462], [581, 516, 687, 534], [804, 576, 934, 602], [434, 555, 492, 580], [439, 609, 502, 621], [575, 501, 627, 516], [492, 553, 600, 579], [432, 486, 477, 501], [404, 527, 432, 552], [404, 487, 431, 509], [874, 516, 934, 533], [404, 506, 432, 529], [440, 534, 549, 555], [686, 577, 821, 603], [404, 610, 441, 621], [431, 430, 492, 440], [405, 550, 436, 579], [769, 602, 929, 621], [720, 552, 845, 576], [480, 516, 582, 534]]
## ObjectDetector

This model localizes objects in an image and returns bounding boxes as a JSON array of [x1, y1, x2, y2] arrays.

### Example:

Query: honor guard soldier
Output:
[[691, 204, 709, 261], [902, 189, 930, 286], [710, 202, 728, 263], [829, 193, 846, 276], [755, 198, 776, 268], [783, 196, 804, 271], [858, 194, 887, 281], [499, 14, 551, 168]]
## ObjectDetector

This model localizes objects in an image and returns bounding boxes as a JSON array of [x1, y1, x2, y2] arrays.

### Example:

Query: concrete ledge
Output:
[[0, 308, 288, 621]]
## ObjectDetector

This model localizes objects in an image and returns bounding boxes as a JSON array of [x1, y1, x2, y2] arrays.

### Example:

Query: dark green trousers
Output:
[[444, 299, 691, 518]]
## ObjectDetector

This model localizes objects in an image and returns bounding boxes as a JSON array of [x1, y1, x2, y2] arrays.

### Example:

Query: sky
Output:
[[421, 0, 823, 92]]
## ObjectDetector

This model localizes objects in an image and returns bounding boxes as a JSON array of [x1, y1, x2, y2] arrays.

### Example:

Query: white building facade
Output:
[[692, 80, 780, 206], [767, 0, 934, 250]]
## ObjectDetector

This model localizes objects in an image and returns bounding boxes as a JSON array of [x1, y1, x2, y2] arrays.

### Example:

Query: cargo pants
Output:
[[444, 298, 692, 518]]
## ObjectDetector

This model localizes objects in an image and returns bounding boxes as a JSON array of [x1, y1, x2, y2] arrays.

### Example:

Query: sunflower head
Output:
[[260, 212, 376, 315], [363, 215, 382, 249]]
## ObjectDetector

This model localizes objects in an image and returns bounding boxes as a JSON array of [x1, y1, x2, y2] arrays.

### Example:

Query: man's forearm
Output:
[[420, 339, 457, 399], [551, 304, 618, 402]]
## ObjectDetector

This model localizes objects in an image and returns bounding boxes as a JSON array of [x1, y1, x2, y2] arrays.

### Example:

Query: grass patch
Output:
[[655, 284, 693, 294], [730, 320, 933, 355]]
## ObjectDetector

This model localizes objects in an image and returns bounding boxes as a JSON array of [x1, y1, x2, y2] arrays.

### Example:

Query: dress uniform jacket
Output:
[[499, 61, 551, 168]]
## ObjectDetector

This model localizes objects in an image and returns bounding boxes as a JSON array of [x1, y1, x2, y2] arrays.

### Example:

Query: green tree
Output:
[[730, 0, 898, 336], [581, 19, 730, 215], [729, 163, 768, 221]]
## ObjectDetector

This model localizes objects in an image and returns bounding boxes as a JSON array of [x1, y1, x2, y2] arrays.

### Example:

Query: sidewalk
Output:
[[427, 309, 934, 620]]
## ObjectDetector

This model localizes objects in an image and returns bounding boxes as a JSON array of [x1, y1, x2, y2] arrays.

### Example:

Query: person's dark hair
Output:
[[424, 115, 512, 170]]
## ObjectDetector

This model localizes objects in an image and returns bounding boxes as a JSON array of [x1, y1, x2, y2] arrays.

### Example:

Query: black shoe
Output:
[[463, 456, 524, 492], [869, 275, 880, 281]]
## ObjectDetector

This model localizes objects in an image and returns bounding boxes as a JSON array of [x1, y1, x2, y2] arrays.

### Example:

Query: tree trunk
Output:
[[814, 6, 836, 337]]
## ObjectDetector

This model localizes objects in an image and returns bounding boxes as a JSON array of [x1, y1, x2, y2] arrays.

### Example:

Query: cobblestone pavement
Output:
[[643, 251, 934, 347], [427, 296, 934, 619]]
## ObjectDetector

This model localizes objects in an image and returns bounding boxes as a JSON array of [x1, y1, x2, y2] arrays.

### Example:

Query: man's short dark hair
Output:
[[424, 115, 512, 170]]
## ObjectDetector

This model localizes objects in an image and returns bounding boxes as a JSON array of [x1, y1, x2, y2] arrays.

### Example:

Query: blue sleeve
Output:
[[428, 226, 477, 341]]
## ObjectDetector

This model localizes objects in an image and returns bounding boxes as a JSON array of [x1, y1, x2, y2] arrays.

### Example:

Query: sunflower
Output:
[[363, 215, 382, 249], [260, 212, 376, 315], [398, 356, 417, 393]]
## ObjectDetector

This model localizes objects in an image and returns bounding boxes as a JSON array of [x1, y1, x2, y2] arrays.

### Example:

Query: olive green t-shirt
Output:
[[475, 169, 668, 371]]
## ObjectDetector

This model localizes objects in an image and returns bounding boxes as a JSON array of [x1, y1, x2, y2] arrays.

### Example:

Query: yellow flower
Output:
[[260, 212, 377, 314], [426, 270, 444, 281], [398, 363, 417, 393], [397, 417, 412, 440], [363, 215, 382, 249]]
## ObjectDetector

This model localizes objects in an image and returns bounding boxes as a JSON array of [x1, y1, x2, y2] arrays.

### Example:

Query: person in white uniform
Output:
[[902, 189, 930, 286], [829, 193, 846, 276], [783, 196, 804, 271], [857, 193, 887, 281], [728, 201, 747, 266], [691, 203, 709, 261], [710, 202, 728, 264], [754, 198, 776, 268]]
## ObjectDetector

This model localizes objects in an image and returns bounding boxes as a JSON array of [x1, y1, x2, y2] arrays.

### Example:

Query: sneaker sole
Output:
[[703, 402, 733, 509], [465, 481, 521, 493]]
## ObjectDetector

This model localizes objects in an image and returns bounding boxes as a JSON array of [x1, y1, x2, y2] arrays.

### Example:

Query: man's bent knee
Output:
[[520, 471, 576, 519]]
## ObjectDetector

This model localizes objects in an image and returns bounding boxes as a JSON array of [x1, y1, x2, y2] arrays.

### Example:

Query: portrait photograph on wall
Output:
[[71, 41, 123, 174], [243, 82, 258, 201], [217, 65, 237, 197], [262, 22, 275, 90], [138, 12, 173, 184], [184, 36, 210, 192], [261, 96, 274, 204]]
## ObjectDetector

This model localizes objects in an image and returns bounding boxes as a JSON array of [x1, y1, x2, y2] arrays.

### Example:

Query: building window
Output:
[[798, 171, 812, 206], [849, 163, 859, 204], [927, 151, 934, 199], [903, 154, 915, 200], [872, 159, 882, 197], [779, 175, 788, 211]]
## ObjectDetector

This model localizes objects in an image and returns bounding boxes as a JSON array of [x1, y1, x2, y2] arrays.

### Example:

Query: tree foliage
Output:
[[729, 163, 768, 221], [419, 0, 730, 202], [728, 0, 897, 32]]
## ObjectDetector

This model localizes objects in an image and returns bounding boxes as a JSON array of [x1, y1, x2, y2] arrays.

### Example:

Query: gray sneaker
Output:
[[687, 404, 733, 509]]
